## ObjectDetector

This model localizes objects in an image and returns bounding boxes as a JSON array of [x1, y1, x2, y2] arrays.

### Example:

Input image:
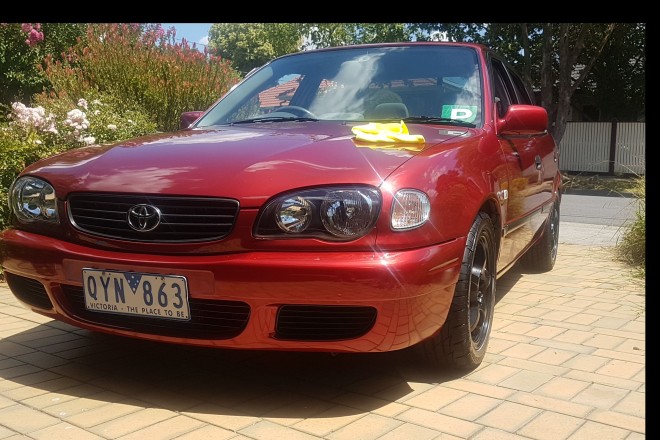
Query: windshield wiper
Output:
[[230, 116, 318, 125], [402, 116, 476, 128]]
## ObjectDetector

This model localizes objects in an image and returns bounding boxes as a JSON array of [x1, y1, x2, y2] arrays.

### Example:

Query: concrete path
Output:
[[560, 192, 642, 247]]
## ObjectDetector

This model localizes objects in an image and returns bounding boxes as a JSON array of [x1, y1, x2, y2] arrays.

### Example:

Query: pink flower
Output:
[[30, 29, 44, 41], [24, 27, 44, 47]]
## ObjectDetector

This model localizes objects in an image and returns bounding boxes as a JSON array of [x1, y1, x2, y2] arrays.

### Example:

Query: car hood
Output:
[[25, 122, 468, 207]]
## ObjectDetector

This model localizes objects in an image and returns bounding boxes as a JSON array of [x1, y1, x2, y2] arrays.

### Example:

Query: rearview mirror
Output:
[[180, 111, 204, 130], [496, 105, 548, 135]]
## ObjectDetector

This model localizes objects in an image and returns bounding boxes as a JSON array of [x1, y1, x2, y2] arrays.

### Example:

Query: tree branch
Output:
[[569, 23, 618, 95]]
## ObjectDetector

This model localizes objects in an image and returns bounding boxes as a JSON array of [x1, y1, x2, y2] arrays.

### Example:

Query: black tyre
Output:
[[522, 200, 560, 273], [420, 212, 497, 370]]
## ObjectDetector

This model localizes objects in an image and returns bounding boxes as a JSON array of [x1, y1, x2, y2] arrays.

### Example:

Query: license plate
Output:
[[82, 268, 190, 321]]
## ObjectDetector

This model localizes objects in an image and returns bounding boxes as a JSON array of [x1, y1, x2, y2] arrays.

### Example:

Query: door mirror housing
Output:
[[180, 111, 204, 129], [497, 105, 548, 135]]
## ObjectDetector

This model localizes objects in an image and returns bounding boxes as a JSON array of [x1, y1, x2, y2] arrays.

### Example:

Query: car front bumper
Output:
[[1, 229, 465, 353]]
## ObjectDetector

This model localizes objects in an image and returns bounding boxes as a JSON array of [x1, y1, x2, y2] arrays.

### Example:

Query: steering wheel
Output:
[[273, 106, 317, 118]]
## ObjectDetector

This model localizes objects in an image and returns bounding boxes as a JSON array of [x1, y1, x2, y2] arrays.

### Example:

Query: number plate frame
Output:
[[82, 268, 191, 321]]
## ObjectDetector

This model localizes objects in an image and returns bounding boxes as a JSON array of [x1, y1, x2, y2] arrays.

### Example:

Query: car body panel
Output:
[[23, 123, 468, 206]]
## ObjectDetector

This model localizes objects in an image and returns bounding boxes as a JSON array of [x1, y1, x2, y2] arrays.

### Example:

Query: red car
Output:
[[1, 42, 561, 370]]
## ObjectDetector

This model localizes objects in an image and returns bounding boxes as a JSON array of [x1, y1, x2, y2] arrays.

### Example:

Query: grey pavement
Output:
[[0, 191, 646, 439], [560, 191, 642, 247]]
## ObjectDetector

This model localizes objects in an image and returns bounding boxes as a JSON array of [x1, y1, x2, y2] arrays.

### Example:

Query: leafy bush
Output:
[[33, 90, 157, 145], [41, 23, 241, 132], [616, 175, 645, 280]]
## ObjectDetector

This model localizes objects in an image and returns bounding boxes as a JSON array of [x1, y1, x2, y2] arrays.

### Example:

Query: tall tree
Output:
[[304, 23, 410, 48], [208, 23, 412, 72], [208, 23, 304, 74], [579, 23, 645, 122], [550, 23, 618, 143]]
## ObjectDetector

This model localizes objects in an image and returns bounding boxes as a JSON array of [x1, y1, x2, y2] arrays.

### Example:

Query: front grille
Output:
[[276, 305, 377, 341], [68, 193, 239, 242], [61, 285, 250, 339], [4, 273, 53, 310]]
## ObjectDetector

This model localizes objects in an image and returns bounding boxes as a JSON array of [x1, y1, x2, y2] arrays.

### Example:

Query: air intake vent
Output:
[[4, 273, 53, 310], [68, 193, 239, 243], [276, 305, 377, 341]]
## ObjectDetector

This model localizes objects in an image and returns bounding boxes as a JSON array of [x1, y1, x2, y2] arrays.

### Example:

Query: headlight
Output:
[[9, 176, 59, 223], [391, 189, 430, 230], [255, 186, 381, 241], [275, 196, 313, 233]]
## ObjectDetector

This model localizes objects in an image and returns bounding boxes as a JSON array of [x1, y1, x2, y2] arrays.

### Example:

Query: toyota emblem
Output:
[[127, 204, 162, 232]]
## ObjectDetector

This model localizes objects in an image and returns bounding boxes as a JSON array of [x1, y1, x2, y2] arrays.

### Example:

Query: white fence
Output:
[[558, 122, 645, 176]]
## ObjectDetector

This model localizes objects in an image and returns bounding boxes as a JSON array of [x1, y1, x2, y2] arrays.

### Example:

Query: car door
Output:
[[492, 57, 549, 269]]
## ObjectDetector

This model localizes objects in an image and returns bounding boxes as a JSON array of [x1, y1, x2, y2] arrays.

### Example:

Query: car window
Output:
[[259, 74, 302, 108], [492, 57, 533, 111], [229, 73, 305, 120], [507, 66, 533, 105], [491, 59, 513, 118], [195, 46, 484, 126]]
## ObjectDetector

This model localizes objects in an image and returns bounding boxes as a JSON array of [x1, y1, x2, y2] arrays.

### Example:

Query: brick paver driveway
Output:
[[0, 244, 645, 440]]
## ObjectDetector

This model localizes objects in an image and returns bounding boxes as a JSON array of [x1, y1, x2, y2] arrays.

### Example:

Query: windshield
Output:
[[195, 45, 483, 127]]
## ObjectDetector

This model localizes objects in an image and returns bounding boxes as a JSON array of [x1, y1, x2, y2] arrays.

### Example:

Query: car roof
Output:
[[277, 41, 490, 59]]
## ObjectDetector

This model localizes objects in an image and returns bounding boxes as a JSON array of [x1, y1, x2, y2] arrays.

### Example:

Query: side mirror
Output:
[[496, 105, 548, 135], [179, 111, 204, 130]]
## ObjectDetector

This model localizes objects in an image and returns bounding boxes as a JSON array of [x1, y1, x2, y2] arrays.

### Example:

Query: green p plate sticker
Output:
[[441, 105, 478, 123]]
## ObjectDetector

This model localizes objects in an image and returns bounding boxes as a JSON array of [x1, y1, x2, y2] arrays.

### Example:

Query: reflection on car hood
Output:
[[24, 122, 468, 206]]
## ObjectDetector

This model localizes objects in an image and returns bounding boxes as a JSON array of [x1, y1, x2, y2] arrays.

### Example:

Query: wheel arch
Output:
[[476, 195, 502, 258]]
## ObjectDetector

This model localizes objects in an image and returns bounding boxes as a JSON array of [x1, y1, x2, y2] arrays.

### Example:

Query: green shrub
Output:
[[33, 90, 157, 145], [616, 175, 645, 280], [41, 23, 241, 132]]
